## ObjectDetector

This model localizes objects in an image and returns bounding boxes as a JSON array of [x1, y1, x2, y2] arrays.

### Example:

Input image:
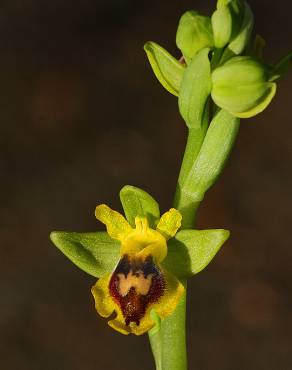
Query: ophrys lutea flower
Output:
[[92, 204, 184, 335], [51, 185, 230, 337]]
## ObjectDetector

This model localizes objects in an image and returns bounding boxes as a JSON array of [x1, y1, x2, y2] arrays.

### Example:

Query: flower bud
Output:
[[211, 5, 233, 48], [211, 56, 276, 118], [212, 0, 251, 51], [176, 11, 213, 63], [220, 1, 254, 63]]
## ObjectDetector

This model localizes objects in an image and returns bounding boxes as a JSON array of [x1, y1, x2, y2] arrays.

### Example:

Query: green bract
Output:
[[211, 56, 277, 118], [178, 109, 240, 208], [178, 48, 211, 128], [176, 11, 214, 64], [144, 42, 185, 96]]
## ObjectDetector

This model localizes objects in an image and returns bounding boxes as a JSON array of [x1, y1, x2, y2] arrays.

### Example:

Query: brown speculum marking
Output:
[[109, 254, 165, 326]]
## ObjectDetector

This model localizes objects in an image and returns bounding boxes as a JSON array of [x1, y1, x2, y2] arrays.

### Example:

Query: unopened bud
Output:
[[211, 56, 276, 118], [176, 11, 213, 64]]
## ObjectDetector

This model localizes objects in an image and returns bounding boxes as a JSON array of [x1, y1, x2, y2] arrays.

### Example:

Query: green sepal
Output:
[[163, 229, 230, 278], [120, 185, 160, 228], [176, 11, 214, 64], [144, 41, 185, 96], [182, 109, 239, 203], [178, 48, 211, 128], [50, 231, 120, 277]]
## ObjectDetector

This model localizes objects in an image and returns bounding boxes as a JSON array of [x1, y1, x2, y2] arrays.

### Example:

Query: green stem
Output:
[[174, 104, 209, 226], [149, 281, 187, 370], [148, 110, 208, 370], [149, 108, 240, 370]]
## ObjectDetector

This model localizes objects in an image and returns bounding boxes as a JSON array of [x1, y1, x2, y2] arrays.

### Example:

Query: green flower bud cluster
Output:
[[145, 0, 291, 120]]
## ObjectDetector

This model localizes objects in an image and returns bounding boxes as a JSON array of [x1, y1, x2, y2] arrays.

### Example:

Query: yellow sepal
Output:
[[121, 217, 167, 263]]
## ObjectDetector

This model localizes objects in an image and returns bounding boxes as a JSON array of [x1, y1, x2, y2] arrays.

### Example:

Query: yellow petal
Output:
[[156, 208, 182, 240], [121, 217, 167, 262], [95, 204, 132, 242]]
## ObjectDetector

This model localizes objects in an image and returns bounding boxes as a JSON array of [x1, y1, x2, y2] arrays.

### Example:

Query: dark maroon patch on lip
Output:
[[109, 255, 165, 326]]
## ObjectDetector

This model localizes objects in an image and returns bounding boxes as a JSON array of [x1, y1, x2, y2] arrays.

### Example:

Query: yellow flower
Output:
[[91, 204, 184, 335]]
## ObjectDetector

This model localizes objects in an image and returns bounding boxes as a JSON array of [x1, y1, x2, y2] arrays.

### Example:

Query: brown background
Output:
[[1, 0, 291, 369]]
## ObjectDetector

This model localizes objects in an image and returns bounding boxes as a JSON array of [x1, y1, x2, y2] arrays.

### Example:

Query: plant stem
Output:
[[149, 115, 208, 370], [149, 281, 187, 370], [173, 106, 209, 227], [149, 108, 240, 370]]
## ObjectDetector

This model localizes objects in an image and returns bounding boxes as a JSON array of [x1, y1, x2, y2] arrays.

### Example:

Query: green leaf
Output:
[[144, 41, 185, 96], [181, 109, 240, 203], [178, 47, 211, 128], [50, 231, 120, 277], [120, 185, 160, 228], [163, 229, 230, 278]]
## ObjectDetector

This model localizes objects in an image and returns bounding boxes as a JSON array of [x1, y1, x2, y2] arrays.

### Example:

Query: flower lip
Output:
[[109, 254, 165, 326]]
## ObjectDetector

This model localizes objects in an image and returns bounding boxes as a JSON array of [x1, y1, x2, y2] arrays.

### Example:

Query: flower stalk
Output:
[[149, 96, 240, 370]]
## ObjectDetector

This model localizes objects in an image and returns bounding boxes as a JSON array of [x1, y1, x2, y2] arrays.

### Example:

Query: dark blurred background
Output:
[[0, 0, 291, 369]]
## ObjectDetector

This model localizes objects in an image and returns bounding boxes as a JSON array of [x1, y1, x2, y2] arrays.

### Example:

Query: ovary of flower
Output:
[[117, 271, 154, 296]]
